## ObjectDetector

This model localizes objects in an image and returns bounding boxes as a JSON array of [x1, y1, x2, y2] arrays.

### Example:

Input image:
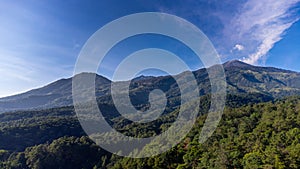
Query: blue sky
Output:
[[0, 0, 299, 97]]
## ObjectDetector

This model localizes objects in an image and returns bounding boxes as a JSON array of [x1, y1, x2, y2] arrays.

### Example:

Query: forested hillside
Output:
[[0, 96, 299, 169], [1, 60, 300, 113]]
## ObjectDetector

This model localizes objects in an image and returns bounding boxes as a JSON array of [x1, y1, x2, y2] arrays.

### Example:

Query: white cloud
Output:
[[229, 0, 300, 65], [233, 44, 245, 51], [242, 22, 295, 64]]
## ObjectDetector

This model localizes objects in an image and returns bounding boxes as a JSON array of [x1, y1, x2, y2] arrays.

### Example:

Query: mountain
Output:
[[223, 60, 300, 96], [1, 60, 300, 113], [0, 73, 111, 112]]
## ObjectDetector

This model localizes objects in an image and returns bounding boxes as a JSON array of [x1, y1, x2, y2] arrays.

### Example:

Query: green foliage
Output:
[[24, 136, 109, 169], [242, 152, 263, 169], [0, 96, 299, 168]]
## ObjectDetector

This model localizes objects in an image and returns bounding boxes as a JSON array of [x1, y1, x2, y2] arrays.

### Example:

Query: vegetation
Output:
[[0, 95, 299, 168], [2, 60, 300, 113]]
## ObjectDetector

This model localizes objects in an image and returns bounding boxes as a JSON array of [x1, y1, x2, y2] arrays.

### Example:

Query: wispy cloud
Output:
[[0, 1, 80, 97], [0, 49, 73, 97], [229, 0, 300, 64], [0, 0, 299, 97], [154, 0, 300, 65]]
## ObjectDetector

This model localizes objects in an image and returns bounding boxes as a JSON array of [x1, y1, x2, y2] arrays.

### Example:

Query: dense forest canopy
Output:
[[0, 95, 299, 169]]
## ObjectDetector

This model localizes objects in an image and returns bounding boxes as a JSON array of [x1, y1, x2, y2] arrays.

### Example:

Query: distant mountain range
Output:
[[1, 60, 300, 113]]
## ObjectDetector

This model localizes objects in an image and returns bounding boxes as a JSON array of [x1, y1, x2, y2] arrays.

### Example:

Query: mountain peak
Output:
[[74, 72, 111, 83], [223, 60, 253, 68], [132, 75, 156, 81]]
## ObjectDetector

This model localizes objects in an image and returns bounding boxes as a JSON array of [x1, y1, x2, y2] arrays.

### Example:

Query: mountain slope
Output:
[[0, 73, 111, 112], [0, 96, 299, 168], [223, 60, 300, 96], [1, 60, 300, 112]]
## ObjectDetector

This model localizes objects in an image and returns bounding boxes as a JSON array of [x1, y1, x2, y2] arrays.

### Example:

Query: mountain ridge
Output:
[[223, 60, 296, 73], [1, 60, 300, 112]]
